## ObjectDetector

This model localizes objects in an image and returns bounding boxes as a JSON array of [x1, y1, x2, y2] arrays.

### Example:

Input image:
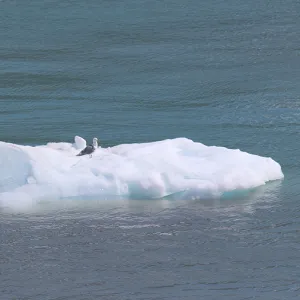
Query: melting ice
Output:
[[0, 136, 284, 206]]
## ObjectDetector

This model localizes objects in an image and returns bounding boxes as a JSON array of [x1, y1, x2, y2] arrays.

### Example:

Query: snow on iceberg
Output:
[[0, 136, 284, 207]]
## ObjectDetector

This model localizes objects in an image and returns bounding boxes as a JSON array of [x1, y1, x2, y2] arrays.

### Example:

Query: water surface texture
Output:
[[1, 0, 300, 299]]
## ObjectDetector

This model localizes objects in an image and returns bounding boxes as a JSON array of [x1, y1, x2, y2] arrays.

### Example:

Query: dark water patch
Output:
[[0, 47, 78, 61], [0, 72, 85, 88]]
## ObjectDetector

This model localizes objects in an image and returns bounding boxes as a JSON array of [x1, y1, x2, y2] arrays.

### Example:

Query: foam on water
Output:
[[0, 136, 284, 208]]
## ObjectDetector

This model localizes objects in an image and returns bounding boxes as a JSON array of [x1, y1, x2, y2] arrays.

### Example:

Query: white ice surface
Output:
[[0, 137, 284, 207]]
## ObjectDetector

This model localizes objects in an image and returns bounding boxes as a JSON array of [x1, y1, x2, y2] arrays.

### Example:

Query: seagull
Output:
[[76, 137, 98, 157]]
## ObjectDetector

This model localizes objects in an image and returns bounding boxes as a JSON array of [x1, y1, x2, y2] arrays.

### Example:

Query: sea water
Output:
[[1, 0, 300, 299]]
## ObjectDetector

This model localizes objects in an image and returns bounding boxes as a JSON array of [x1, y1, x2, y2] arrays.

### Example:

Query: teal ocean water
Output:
[[1, 0, 300, 299]]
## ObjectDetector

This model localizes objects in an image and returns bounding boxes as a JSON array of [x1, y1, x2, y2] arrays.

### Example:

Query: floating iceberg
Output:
[[0, 136, 284, 206]]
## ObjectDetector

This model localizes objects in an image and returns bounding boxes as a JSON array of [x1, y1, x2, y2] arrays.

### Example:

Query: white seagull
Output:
[[76, 137, 98, 157]]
